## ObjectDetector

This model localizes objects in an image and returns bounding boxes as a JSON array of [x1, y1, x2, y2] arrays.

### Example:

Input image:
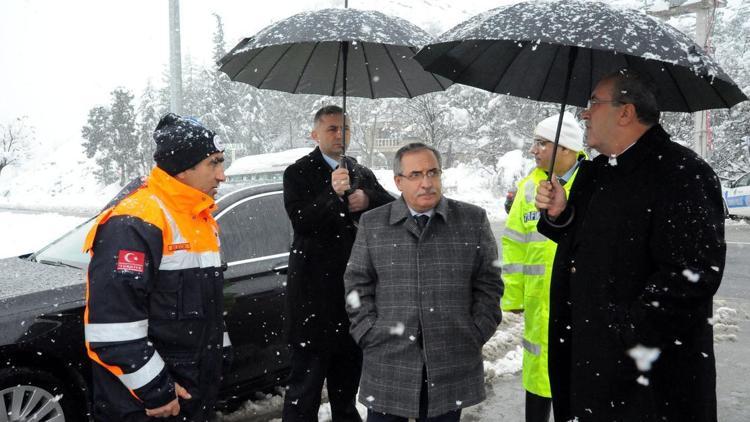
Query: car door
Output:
[[725, 172, 750, 217], [216, 190, 291, 386]]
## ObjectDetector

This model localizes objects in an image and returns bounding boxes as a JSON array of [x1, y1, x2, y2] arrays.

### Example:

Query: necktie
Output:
[[415, 214, 429, 232]]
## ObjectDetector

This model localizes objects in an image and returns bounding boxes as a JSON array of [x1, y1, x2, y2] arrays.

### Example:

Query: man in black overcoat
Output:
[[535, 69, 726, 421], [281, 105, 394, 421]]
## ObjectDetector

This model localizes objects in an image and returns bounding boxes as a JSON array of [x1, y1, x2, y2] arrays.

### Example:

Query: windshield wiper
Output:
[[37, 259, 83, 270]]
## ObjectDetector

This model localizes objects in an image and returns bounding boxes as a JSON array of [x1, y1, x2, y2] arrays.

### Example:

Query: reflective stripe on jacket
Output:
[[83, 166, 228, 419], [501, 152, 585, 397]]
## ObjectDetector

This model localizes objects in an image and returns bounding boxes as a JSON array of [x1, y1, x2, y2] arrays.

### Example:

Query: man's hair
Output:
[[604, 69, 660, 126], [393, 143, 442, 176], [313, 105, 343, 125]]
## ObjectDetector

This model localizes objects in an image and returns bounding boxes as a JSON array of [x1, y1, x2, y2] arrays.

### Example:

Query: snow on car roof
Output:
[[225, 147, 313, 176]]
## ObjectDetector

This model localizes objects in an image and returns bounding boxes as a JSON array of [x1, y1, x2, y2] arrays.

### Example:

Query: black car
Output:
[[0, 183, 292, 421]]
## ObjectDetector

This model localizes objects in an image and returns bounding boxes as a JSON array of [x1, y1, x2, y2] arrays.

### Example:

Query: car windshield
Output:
[[29, 218, 96, 269], [27, 189, 238, 270]]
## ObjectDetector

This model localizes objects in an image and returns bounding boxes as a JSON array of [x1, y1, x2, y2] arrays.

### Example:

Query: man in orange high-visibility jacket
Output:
[[84, 113, 229, 421]]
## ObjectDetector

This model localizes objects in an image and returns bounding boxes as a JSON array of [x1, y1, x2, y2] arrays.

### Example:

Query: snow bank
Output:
[[712, 301, 741, 343], [0, 138, 119, 215], [0, 212, 87, 259]]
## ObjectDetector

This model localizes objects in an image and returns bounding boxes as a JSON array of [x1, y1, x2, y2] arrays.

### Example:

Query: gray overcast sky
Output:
[[0, 0, 514, 146]]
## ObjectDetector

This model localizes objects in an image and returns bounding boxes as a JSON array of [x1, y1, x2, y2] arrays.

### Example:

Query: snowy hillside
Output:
[[0, 137, 122, 214]]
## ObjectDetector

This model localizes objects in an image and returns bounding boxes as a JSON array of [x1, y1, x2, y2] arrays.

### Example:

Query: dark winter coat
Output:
[[344, 197, 503, 418], [538, 125, 725, 422], [84, 167, 229, 422], [283, 147, 393, 349]]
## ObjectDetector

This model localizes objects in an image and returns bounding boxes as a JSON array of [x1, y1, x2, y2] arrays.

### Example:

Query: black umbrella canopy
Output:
[[414, 0, 747, 112], [218, 8, 451, 99]]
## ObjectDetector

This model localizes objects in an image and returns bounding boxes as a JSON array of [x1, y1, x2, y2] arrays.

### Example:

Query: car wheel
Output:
[[0, 367, 84, 422]]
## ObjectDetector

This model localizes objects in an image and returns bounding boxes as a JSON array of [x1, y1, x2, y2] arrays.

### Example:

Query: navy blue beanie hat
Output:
[[153, 113, 223, 175]]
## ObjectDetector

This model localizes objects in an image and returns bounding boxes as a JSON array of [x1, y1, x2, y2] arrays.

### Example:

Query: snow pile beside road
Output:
[[218, 387, 286, 422], [441, 161, 508, 222], [712, 301, 741, 343], [0, 138, 118, 214], [482, 311, 524, 383], [0, 211, 87, 259]]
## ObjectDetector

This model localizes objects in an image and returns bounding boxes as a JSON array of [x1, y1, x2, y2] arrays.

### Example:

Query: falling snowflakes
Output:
[[389, 322, 405, 336], [682, 269, 700, 282], [346, 290, 361, 309], [627, 344, 661, 371]]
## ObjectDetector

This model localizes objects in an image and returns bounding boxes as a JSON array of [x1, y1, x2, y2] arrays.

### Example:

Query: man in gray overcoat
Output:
[[344, 142, 503, 421]]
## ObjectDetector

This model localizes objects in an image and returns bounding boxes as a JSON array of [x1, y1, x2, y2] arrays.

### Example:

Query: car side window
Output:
[[217, 192, 292, 264], [736, 173, 750, 188]]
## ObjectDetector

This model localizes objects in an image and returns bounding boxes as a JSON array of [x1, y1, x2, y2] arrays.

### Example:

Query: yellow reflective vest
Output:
[[501, 152, 585, 397]]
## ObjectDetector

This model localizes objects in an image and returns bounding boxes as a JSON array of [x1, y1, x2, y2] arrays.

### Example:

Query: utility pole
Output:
[[169, 0, 183, 114], [650, 0, 726, 160]]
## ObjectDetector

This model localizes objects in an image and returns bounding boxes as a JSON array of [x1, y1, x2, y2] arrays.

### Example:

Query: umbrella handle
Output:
[[546, 46, 578, 182], [542, 47, 578, 221], [341, 41, 349, 169]]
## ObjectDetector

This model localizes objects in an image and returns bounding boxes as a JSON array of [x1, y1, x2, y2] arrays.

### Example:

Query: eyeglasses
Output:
[[532, 138, 552, 149], [398, 169, 442, 181], [586, 97, 623, 109]]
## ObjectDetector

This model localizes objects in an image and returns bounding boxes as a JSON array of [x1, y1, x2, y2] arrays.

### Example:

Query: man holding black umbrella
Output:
[[535, 69, 725, 421], [282, 105, 393, 421]]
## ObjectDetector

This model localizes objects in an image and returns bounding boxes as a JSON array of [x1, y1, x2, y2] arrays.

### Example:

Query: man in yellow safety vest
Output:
[[501, 112, 586, 422]]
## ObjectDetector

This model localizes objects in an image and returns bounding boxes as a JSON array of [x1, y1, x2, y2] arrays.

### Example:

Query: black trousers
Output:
[[525, 390, 552, 422], [282, 336, 362, 422], [366, 366, 461, 422]]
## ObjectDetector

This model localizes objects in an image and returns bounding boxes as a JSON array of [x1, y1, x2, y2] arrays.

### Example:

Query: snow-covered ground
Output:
[[0, 137, 123, 215], [0, 211, 87, 259]]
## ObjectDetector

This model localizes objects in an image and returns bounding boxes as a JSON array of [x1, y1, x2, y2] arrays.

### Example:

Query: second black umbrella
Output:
[[219, 8, 452, 159], [415, 0, 747, 178]]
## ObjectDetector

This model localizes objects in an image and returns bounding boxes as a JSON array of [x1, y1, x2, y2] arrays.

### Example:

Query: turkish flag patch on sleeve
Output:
[[116, 250, 146, 273]]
